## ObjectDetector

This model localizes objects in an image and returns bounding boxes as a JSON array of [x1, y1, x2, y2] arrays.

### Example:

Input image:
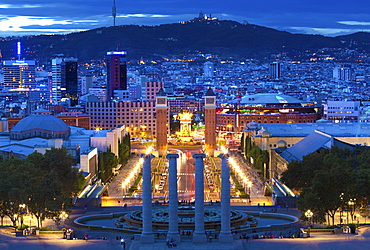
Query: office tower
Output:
[[333, 67, 352, 81], [52, 57, 78, 105], [64, 58, 78, 105], [81, 76, 93, 95], [2, 42, 35, 90], [269, 62, 281, 79], [106, 51, 127, 99], [52, 58, 63, 103], [203, 61, 214, 78], [2, 60, 36, 90]]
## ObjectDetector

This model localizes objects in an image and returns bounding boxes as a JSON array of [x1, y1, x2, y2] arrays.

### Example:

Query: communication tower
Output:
[[112, 0, 117, 26]]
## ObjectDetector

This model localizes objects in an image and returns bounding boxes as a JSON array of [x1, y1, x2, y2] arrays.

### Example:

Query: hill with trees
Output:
[[1, 19, 370, 63]]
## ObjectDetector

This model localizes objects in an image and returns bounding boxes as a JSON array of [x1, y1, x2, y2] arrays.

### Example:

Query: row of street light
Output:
[[220, 146, 253, 199], [121, 146, 153, 195]]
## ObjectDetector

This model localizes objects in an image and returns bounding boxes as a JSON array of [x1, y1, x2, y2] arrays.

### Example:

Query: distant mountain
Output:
[[1, 19, 370, 63]]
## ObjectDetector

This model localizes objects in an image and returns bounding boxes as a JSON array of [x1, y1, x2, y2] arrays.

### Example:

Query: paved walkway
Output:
[[2, 225, 370, 249]]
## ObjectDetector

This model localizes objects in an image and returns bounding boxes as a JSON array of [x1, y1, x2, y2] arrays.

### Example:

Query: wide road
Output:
[[166, 147, 220, 203], [176, 149, 195, 202]]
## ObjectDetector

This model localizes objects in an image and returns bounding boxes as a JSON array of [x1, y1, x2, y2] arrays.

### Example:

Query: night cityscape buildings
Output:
[[2, 59, 36, 90], [1, 14, 370, 249], [106, 51, 127, 100], [52, 57, 78, 105]]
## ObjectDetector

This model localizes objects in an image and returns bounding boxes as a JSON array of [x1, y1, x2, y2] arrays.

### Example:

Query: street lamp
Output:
[[60, 211, 68, 227], [305, 210, 313, 225], [348, 199, 356, 223], [19, 204, 26, 228], [305, 209, 313, 237]]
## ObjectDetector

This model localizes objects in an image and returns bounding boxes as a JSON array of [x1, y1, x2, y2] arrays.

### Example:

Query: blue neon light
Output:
[[17, 42, 21, 55], [107, 51, 127, 55]]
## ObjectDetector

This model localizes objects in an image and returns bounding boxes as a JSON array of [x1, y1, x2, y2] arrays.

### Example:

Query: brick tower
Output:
[[155, 88, 168, 156], [204, 88, 216, 156]]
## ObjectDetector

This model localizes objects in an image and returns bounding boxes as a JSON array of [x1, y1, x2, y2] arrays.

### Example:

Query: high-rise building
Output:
[[52, 57, 78, 105], [333, 67, 352, 81], [203, 61, 214, 78], [81, 76, 93, 95], [2, 41, 36, 91], [64, 58, 78, 106], [52, 58, 63, 102], [106, 51, 127, 99], [269, 62, 281, 79], [2, 60, 36, 90]]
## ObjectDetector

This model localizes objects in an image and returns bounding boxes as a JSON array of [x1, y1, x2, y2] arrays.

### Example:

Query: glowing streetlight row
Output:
[[220, 146, 253, 190], [121, 146, 153, 194]]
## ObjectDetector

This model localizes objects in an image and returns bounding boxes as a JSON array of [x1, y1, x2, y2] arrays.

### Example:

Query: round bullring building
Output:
[[10, 109, 70, 140], [216, 93, 321, 133]]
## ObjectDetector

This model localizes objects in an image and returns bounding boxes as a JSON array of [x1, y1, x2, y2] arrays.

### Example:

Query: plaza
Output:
[[1, 205, 370, 250]]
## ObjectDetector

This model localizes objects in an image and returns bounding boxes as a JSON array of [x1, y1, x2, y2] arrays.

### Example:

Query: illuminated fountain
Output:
[[175, 111, 193, 143], [121, 207, 249, 231]]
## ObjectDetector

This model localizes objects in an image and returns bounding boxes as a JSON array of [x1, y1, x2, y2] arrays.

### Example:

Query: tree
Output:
[[122, 134, 131, 151], [247, 145, 269, 176], [0, 149, 84, 228], [239, 133, 244, 151], [27, 170, 65, 228], [98, 152, 119, 182], [281, 149, 328, 191], [0, 156, 30, 227], [282, 146, 370, 225], [118, 143, 130, 164]]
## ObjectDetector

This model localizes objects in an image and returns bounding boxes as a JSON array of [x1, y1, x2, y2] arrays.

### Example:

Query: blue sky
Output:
[[0, 0, 370, 37]]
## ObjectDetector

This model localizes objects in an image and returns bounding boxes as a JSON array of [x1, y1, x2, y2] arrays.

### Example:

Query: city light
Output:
[[121, 146, 153, 194], [221, 145, 253, 191], [60, 211, 68, 220]]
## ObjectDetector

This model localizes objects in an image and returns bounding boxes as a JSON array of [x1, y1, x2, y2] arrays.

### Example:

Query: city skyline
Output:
[[0, 0, 369, 37]]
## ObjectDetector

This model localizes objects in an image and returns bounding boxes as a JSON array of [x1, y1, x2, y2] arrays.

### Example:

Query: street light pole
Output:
[[60, 211, 68, 228], [19, 204, 26, 228], [305, 209, 313, 237]]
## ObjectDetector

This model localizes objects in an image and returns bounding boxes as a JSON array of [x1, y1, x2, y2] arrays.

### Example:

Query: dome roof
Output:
[[257, 126, 271, 137], [240, 93, 303, 105], [257, 126, 266, 135], [261, 130, 272, 138], [11, 114, 69, 132], [277, 140, 287, 148], [247, 121, 258, 130], [32, 108, 51, 115]]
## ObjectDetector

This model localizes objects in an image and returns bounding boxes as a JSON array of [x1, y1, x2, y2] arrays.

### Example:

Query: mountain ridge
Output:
[[0, 19, 369, 63]]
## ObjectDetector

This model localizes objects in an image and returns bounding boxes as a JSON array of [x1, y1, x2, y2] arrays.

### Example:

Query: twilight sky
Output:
[[0, 0, 370, 37]]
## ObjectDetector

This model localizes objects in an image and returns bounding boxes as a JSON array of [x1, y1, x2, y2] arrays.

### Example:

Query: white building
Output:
[[204, 61, 214, 78], [333, 67, 352, 81], [323, 100, 360, 122], [269, 62, 281, 79]]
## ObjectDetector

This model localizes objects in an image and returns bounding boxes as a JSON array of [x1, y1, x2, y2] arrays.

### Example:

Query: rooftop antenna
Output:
[[112, 0, 117, 26]]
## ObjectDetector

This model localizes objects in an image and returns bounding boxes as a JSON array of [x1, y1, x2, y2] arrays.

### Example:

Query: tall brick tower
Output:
[[155, 88, 168, 156], [204, 88, 216, 156]]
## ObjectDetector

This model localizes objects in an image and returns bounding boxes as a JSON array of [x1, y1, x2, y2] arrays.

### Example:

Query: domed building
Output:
[[216, 93, 321, 134], [10, 109, 70, 140], [0, 108, 128, 181]]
